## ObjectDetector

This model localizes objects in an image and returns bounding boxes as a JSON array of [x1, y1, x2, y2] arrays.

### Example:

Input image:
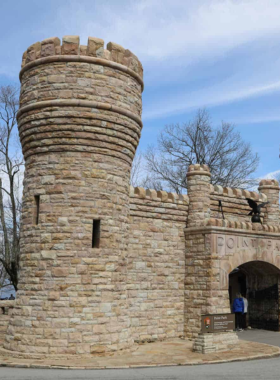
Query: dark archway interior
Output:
[[229, 261, 280, 331]]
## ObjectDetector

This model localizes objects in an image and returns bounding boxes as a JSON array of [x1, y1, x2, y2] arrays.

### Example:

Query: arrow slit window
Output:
[[34, 195, 40, 225], [92, 220, 101, 248]]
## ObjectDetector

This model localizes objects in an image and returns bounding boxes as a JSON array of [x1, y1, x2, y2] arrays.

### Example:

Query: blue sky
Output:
[[1, 0, 280, 180]]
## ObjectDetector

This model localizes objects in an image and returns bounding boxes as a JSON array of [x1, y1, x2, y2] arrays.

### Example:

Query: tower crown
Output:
[[18, 36, 143, 165], [21, 36, 143, 87]]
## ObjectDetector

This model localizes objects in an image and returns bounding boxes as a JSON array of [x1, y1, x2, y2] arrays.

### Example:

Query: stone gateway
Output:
[[1, 35, 280, 356]]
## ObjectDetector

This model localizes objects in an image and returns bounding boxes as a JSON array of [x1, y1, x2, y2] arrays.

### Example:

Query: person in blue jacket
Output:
[[232, 293, 244, 331]]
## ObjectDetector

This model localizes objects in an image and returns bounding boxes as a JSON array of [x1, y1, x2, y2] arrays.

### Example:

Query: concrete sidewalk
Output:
[[0, 338, 279, 369], [238, 329, 280, 347]]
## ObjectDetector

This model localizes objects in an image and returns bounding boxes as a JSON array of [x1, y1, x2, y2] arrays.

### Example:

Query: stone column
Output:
[[185, 165, 212, 338], [258, 179, 280, 226], [186, 164, 211, 227]]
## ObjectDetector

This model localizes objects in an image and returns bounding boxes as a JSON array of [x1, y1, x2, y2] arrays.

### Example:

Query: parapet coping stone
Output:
[[185, 224, 280, 236]]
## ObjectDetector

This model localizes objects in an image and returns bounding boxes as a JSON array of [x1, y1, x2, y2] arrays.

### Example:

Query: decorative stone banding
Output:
[[17, 99, 143, 127], [19, 56, 144, 90]]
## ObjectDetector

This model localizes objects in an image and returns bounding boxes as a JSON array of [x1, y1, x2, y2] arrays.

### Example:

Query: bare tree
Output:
[[130, 151, 144, 187], [0, 85, 23, 292], [130, 151, 164, 190], [144, 109, 259, 193], [137, 174, 164, 191]]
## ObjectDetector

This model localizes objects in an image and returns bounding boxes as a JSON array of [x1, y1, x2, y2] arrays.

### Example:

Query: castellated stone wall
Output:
[[3, 35, 280, 357], [128, 187, 188, 342], [209, 181, 279, 225], [184, 165, 280, 339]]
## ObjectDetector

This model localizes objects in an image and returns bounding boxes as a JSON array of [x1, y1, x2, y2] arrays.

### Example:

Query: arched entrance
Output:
[[229, 261, 280, 331]]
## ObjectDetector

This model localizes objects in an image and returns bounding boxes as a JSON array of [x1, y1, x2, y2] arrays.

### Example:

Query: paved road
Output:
[[1, 358, 280, 380], [237, 329, 280, 347], [2, 330, 280, 380]]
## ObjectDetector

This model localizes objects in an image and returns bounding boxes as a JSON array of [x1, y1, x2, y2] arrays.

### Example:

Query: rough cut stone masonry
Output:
[[1, 35, 280, 356]]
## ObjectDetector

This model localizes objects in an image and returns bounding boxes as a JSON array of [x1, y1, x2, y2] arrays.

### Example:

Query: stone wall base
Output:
[[193, 332, 239, 354]]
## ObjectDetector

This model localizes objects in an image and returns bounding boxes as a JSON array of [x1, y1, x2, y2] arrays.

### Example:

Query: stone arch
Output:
[[219, 249, 280, 290]]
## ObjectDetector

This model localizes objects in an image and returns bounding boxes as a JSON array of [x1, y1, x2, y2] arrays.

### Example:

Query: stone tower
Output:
[[5, 36, 143, 355]]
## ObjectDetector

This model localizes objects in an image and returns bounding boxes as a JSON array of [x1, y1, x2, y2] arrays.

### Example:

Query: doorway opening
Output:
[[229, 261, 280, 331]]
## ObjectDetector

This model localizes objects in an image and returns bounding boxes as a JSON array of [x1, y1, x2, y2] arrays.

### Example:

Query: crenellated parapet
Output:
[[210, 183, 269, 223], [186, 164, 279, 227], [211, 184, 267, 202], [21, 36, 143, 86], [130, 186, 189, 204], [17, 35, 143, 165], [129, 186, 188, 223], [205, 218, 280, 232]]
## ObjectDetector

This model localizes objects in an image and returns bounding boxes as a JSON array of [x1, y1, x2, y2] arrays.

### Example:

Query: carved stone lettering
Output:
[[242, 239, 249, 248], [215, 234, 280, 256], [226, 238, 234, 249], [216, 236, 225, 255], [251, 239, 257, 248]]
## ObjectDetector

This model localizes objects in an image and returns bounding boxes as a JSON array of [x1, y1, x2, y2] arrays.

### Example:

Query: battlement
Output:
[[186, 164, 211, 177], [210, 184, 267, 202], [259, 178, 280, 190], [185, 164, 279, 227], [205, 217, 280, 232], [20, 36, 143, 87], [129, 186, 189, 204], [210, 183, 270, 224]]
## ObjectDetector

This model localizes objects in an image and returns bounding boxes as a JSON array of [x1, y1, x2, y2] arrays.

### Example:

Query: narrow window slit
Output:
[[92, 220, 101, 248], [34, 195, 40, 225]]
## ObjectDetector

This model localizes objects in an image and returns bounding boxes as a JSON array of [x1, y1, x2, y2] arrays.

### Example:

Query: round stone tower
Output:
[[5, 36, 143, 355]]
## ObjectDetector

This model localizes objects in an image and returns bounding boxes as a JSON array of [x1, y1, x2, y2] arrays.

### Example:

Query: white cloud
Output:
[[60, 0, 280, 63], [143, 78, 280, 120], [54, 0, 280, 119], [3, 0, 280, 120], [263, 169, 280, 180]]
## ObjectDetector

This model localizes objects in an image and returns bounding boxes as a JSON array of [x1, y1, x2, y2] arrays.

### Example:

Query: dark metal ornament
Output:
[[218, 200, 225, 219], [246, 198, 269, 224], [251, 214, 261, 224]]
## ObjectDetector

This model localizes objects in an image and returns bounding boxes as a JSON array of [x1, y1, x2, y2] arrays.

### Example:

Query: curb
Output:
[[0, 348, 279, 370]]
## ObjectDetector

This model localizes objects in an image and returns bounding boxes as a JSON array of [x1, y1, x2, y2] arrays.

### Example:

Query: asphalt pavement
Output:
[[1, 329, 280, 380], [1, 357, 280, 380], [237, 329, 280, 347]]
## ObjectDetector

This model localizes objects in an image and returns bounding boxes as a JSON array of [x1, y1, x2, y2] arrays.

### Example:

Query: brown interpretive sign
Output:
[[201, 313, 235, 333]]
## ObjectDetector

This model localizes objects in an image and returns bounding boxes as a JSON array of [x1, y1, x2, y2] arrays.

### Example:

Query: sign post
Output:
[[201, 313, 235, 333], [194, 314, 238, 353]]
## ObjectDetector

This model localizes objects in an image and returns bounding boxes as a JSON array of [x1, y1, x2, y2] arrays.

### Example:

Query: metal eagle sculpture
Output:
[[246, 198, 269, 223]]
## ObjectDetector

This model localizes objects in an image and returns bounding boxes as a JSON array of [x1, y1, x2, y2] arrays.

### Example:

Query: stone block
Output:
[[41, 37, 60, 57], [52, 267, 69, 277], [62, 35, 80, 55], [87, 37, 104, 57]]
